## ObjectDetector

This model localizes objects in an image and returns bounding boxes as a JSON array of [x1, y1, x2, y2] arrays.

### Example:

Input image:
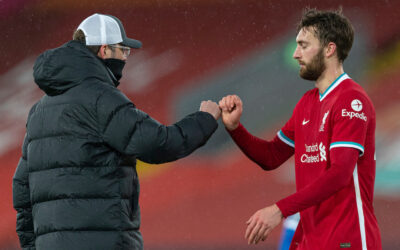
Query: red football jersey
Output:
[[277, 73, 381, 250]]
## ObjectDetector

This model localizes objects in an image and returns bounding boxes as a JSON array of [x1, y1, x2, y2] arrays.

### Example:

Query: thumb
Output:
[[246, 216, 253, 225]]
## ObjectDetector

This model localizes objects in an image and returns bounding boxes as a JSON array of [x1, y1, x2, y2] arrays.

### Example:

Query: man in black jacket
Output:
[[12, 13, 220, 250]]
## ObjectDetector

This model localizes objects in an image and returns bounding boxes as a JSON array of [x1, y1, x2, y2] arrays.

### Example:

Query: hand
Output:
[[245, 204, 283, 245], [218, 95, 243, 131], [200, 100, 221, 120]]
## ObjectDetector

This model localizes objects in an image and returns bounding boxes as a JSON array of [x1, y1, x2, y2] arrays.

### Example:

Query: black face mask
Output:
[[103, 58, 126, 82]]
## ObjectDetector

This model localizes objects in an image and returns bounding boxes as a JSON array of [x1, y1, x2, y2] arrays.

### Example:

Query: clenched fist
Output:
[[218, 95, 243, 131], [200, 100, 221, 120]]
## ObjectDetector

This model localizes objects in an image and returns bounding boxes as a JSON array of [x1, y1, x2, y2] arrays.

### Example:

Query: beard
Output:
[[299, 48, 326, 81]]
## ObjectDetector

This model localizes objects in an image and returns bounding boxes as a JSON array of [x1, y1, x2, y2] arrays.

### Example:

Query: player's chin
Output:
[[299, 68, 307, 78], [299, 65, 307, 73]]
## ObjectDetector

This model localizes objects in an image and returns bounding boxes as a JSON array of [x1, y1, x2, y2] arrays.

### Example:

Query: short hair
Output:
[[297, 8, 354, 62], [73, 29, 101, 55]]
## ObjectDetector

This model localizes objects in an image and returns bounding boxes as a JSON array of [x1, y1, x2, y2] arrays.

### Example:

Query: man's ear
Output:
[[325, 42, 337, 58], [98, 45, 108, 59]]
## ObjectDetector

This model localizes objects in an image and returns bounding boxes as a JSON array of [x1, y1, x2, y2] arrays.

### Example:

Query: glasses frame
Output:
[[108, 44, 131, 57]]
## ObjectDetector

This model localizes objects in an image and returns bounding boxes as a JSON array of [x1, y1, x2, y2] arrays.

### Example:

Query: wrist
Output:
[[272, 204, 283, 219], [275, 202, 288, 218], [225, 122, 239, 131]]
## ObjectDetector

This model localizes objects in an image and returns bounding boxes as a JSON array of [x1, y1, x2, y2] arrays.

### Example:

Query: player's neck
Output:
[[315, 64, 344, 95]]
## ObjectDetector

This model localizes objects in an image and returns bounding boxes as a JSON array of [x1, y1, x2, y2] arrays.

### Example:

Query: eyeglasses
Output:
[[108, 44, 131, 57]]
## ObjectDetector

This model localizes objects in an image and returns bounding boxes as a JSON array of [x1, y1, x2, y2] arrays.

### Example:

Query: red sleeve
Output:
[[330, 91, 372, 155], [276, 147, 358, 217], [278, 113, 295, 148], [228, 123, 294, 170]]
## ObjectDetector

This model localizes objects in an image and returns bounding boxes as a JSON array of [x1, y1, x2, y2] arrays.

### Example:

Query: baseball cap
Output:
[[77, 13, 142, 49]]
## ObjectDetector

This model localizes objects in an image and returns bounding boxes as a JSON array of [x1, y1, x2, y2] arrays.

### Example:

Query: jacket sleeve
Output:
[[13, 134, 36, 250], [97, 88, 218, 163]]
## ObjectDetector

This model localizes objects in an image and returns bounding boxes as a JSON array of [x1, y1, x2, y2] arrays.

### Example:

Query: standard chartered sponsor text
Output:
[[301, 154, 320, 163], [305, 143, 318, 152], [301, 142, 326, 163]]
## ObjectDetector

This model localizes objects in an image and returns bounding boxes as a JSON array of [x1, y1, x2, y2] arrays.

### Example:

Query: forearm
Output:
[[156, 111, 217, 162], [228, 123, 294, 170], [276, 147, 359, 217], [136, 111, 218, 163], [103, 102, 218, 163]]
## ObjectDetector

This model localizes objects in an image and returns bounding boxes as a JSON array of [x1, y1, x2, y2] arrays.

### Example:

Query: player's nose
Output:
[[293, 46, 301, 59]]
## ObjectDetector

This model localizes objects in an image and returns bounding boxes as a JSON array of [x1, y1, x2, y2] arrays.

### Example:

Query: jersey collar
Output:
[[319, 73, 350, 101]]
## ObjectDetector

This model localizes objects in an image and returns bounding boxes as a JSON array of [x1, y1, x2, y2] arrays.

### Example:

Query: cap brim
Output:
[[122, 38, 142, 49]]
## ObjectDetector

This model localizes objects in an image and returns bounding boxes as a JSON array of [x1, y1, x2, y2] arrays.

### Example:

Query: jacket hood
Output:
[[33, 40, 114, 96]]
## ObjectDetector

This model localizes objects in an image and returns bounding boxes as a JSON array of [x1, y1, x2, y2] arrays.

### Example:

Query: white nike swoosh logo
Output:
[[302, 119, 310, 125]]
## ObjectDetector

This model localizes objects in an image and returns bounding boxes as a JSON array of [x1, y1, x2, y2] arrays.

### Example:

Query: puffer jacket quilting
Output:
[[13, 41, 218, 250]]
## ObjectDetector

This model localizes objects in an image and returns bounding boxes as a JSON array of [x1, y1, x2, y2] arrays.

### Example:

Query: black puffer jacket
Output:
[[12, 41, 217, 250]]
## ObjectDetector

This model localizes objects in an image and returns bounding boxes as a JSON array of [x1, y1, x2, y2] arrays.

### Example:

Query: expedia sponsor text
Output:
[[341, 109, 367, 122]]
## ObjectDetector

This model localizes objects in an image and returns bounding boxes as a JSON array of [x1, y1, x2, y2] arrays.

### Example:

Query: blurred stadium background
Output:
[[1, 0, 400, 249]]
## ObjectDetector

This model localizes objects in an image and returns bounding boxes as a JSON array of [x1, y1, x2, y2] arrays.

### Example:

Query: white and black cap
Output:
[[77, 13, 142, 48]]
